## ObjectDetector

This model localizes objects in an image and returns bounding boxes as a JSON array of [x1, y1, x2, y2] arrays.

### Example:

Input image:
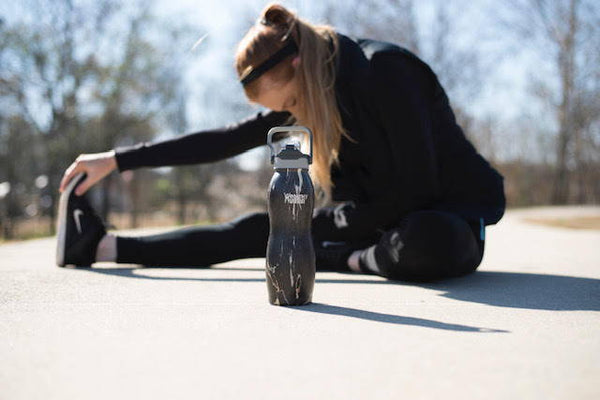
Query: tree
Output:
[[323, 0, 419, 53], [1, 0, 139, 230], [0, 0, 199, 236], [497, 0, 600, 204]]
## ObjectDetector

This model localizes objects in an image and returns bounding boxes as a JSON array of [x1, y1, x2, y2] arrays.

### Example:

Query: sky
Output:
[[148, 0, 539, 167], [0, 0, 545, 167], [153, 0, 538, 122]]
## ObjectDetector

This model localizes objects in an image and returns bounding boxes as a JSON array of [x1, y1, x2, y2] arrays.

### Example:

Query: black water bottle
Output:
[[265, 126, 316, 306]]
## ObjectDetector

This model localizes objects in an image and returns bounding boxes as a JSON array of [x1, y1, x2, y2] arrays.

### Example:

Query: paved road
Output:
[[1, 207, 599, 399]]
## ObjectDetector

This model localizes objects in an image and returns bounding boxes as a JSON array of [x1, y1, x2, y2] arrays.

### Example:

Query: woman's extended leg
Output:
[[115, 212, 270, 267], [357, 211, 484, 282], [57, 172, 269, 268]]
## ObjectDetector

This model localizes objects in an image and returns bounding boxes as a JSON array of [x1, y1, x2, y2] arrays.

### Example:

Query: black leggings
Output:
[[116, 210, 484, 282]]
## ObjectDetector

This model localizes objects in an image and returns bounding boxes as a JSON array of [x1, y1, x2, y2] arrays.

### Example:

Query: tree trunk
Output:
[[551, 0, 577, 205], [128, 173, 140, 229], [100, 174, 111, 223], [175, 169, 187, 225], [552, 124, 570, 204], [1, 197, 14, 240], [47, 178, 58, 235]]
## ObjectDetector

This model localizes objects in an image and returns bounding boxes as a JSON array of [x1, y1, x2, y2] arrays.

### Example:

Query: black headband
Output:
[[240, 39, 298, 86]]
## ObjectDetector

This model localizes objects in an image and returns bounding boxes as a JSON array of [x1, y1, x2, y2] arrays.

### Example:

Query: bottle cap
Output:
[[273, 143, 310, 169], [267, 126, 313, 169]]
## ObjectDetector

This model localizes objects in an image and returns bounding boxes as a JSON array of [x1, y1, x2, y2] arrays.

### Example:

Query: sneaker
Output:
[[56, 173, 106, 267], [314, 240, 354, 271]]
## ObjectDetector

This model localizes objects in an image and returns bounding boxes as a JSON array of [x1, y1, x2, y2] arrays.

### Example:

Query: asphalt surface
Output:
[[1, 206, 599, 399]]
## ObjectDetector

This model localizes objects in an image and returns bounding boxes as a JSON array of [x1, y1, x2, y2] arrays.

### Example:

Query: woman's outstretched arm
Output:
[[114, 111, 291, 171], [60, 110, 291, 195]]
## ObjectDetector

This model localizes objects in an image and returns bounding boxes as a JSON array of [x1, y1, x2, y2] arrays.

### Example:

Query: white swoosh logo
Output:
[[322, 241, 346, 248], [74, 209, 84, 234]]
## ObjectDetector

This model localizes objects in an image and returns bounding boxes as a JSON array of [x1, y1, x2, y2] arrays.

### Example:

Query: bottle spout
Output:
[[267, 126, 313, 167]]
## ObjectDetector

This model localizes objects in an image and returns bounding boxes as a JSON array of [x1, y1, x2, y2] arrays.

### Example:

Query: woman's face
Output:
[[253, 73, 300, 116]]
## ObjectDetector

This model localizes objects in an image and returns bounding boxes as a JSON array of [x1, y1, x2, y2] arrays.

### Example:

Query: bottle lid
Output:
[[272, 143, 310, 169]]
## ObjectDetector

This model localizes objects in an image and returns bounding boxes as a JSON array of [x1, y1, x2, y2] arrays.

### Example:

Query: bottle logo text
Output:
[[284, 193, 308, 204]]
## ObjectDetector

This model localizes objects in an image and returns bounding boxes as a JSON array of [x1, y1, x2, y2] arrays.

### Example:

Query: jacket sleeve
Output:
[[313, 52, 440, 241], [114, 111, 291, 171]]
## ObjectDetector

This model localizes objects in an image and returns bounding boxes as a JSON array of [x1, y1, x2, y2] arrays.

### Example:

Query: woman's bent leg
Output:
[[116, 212, 269, 267], [359, 211, 484, 282]]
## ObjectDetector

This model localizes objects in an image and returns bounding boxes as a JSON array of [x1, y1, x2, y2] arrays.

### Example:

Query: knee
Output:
[[376, 227, 441, 282], [378, 211, 481, 282]]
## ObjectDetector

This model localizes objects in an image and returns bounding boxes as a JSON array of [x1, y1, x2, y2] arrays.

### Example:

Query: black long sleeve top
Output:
[[114, 34, 505, 242]]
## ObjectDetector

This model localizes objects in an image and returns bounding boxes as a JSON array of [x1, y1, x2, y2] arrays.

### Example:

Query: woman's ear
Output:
[[292, 56, 301, 69]]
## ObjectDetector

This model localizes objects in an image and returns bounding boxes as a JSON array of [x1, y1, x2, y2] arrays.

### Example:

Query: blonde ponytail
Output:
[[235, 3, 351, 205]]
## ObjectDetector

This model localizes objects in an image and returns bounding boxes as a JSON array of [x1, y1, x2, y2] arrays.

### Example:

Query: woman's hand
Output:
[[59, 151, 118, 196]]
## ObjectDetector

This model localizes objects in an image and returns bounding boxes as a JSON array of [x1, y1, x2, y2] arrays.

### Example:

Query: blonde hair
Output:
[[235, 3, 351, 204]]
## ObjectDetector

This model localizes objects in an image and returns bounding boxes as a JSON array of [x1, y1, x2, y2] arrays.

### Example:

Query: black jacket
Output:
[[115, 34, 505, 242]]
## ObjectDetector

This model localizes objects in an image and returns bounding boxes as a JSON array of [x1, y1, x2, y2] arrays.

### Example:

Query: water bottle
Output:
[[265, 126, 315, 306]]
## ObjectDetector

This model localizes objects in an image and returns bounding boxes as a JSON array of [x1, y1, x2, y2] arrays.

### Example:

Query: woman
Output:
[[57, 3, 505, 282]]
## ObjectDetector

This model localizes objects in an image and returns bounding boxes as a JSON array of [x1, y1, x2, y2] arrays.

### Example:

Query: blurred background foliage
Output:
[[0, 0, 598, 240]]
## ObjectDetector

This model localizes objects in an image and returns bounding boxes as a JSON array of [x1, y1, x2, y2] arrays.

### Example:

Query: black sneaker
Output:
[[314, 240, 353, 271], [314, 235, 382, 272], [56, 173, 106, 267]]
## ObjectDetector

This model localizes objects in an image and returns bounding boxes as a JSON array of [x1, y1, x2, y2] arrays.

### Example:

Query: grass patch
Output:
[[524, 216, 600, 230]]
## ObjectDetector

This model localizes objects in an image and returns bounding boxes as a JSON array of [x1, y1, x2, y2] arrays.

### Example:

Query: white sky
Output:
[[150, 0, 540, 167], [153, 0, 533, 116], [1, 0, 544, 166]]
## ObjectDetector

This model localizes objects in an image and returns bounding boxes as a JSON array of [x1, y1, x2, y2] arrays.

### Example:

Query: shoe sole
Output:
[[56, 173, 86, 267]]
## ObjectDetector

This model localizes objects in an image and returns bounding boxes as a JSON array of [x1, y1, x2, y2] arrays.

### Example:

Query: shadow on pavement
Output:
[[298, 303, 508, 333], [80, 267, 600, 312], [424, 271, 600, 312], [78, 267, 265, 283]]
